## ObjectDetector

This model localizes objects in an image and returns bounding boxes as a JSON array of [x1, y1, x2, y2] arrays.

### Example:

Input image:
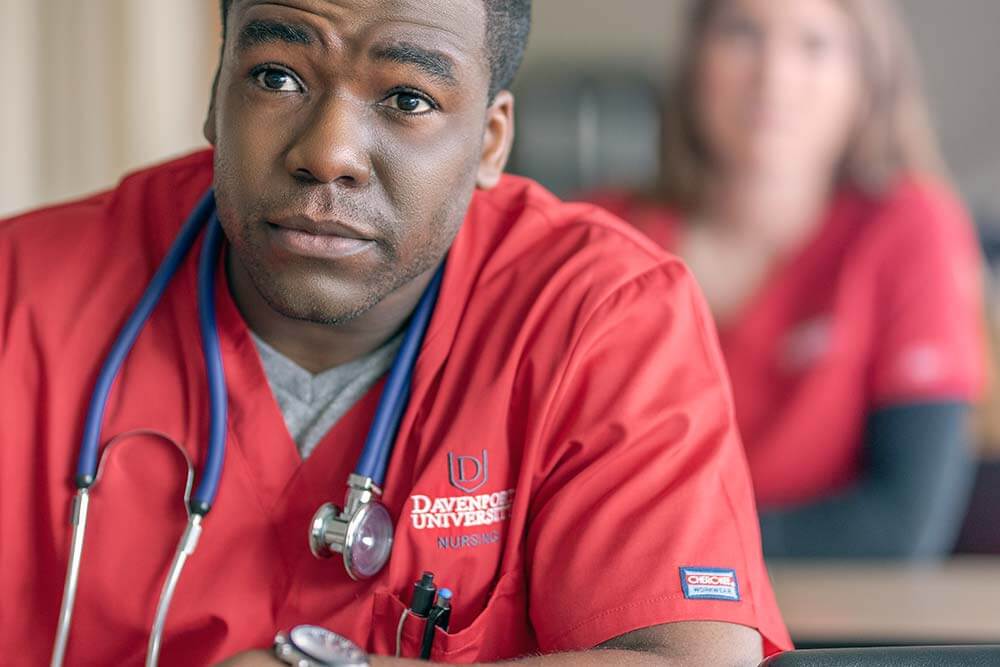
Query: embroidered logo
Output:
[[679, 567, 740, 601], [409, 489, 515, 530], [448, 449, 489, 493], [409, 450, 511, 549]]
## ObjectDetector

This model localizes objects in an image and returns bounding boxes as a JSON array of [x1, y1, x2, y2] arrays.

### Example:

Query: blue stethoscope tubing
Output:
[[74, 190, 226, 513], [51, 189, 444, 667], [53, 190, 225, 667], [356, 261, 442, 487]]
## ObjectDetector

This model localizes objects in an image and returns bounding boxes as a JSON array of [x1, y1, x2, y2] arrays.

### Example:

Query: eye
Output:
[[382, 91, 435, 114], [714, 12, 761, 43], [252, 66, 303, 93]]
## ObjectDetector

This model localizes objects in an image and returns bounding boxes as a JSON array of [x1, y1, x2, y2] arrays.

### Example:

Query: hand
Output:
[[213, 649, 283, 667]]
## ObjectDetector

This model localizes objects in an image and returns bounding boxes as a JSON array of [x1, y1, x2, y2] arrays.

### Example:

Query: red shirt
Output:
[[590, 180, 986, 507], [0, 151, 790, 665]]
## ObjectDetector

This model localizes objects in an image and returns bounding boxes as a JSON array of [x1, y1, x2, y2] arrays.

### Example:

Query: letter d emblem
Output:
[[448, 450, 488, 493]]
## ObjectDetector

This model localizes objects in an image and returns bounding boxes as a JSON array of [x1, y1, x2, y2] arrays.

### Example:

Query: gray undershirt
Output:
[[251, 332, 402, 459]]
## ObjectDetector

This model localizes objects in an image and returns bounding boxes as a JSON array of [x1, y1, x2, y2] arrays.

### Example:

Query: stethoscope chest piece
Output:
[[309, 473, 394, 580]]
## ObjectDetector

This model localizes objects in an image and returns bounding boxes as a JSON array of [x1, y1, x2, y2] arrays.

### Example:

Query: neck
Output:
[[700, 170, 832, 253], [227, 252, 434, 374]]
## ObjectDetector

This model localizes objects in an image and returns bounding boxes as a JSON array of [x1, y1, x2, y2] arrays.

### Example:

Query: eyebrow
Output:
[[370, 42, 459, 86], [236, 19, 315, 51]]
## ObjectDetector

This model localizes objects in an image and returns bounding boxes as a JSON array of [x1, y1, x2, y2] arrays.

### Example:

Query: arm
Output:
[[217, 621, 763, 666], [759, 401, 976, 559], [770, 182, 987, 560]]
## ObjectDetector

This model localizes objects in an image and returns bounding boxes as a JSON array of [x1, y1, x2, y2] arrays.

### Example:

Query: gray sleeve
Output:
[[758, 402, 976, 559]]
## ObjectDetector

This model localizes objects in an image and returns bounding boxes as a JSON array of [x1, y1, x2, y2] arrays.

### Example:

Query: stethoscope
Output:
[[50, 191, 443, 667]]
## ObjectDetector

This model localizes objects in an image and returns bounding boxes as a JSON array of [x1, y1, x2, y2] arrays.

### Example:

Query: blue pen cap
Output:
[[437, 588, 453, 606]]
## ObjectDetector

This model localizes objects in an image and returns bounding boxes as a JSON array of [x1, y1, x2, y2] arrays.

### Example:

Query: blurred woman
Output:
[[590, 0, 986, 558]]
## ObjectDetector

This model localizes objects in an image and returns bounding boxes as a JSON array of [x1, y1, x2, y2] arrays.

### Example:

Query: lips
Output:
[[265, 215, 377, 260], [268, 215, 375, 241]]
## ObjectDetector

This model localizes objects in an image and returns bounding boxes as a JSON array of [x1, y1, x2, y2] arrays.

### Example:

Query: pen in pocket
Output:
[[420, 588, 453, 660]]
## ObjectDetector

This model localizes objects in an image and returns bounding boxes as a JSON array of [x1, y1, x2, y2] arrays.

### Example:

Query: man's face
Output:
[[208, 0, 494, 324]]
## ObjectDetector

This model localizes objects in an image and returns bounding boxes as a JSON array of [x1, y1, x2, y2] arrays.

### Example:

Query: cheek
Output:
[[214, 84, 294, 192], [802, 64, 861, 150], [696, 44, 757, 132], [371, 118, 483, 248], [699, 41, 758, 102]]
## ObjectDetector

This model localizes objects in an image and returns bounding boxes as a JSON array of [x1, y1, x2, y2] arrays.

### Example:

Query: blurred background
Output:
[[4, 0, 1000, 652], [2, 1, 998, 223]]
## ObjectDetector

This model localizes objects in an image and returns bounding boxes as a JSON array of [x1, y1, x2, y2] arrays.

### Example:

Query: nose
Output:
[[285, 94, 372, 187], [755, 38, 800, 104]]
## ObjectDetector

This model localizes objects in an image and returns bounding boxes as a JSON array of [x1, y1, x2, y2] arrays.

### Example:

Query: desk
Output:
[[769, 557, 1000, 646]]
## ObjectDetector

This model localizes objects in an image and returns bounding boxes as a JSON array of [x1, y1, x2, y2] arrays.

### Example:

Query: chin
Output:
[[267, 289, 379, 326], [252, 267, 383, 326], [729, 147, 799, 180]]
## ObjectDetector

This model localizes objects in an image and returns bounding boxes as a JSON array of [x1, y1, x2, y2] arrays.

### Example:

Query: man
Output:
[[0, 1, 791, 665]]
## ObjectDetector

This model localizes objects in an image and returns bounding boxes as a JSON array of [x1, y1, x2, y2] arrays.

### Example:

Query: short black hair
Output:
[[219, 1, 531, 100]]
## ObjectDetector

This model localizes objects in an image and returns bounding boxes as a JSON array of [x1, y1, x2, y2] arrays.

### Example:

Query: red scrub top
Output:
[[590, 180, 986, 507], [0, 151, 790, 665]]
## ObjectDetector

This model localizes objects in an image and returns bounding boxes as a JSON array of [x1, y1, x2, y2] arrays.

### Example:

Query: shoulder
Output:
[[1, 150, 213, 294], [825, 176, 979, 292], [0, 151, 214, 341], [2, 149, 212, 248], [468, 176, 690, 312], [880, 176, 968, 217], [448, 177, 715, 388], [860, 176, 977, 251], [576, 187, 682, 251], [489, 177, 669, 258], [576, 188, 639, 220], [851, 177, 984, 332]]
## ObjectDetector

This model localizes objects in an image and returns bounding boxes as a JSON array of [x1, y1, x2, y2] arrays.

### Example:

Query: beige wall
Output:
[[0, 1, 219, 217], [3, 1, 998, 218], [901, 0, 1000, 218]]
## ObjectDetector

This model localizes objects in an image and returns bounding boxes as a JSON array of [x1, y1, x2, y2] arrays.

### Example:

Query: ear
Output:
[[203, 66, 221, 146], [476, 90, 515, 190]]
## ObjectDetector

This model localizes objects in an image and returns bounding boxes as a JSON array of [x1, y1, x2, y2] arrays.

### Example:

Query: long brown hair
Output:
[[661, 0, 946, 212]]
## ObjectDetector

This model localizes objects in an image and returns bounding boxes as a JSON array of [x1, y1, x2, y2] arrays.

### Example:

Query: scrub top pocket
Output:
[[368, 569, 532, 663]]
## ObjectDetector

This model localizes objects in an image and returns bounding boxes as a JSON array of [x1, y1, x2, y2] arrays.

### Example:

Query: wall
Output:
[[901, 0, 1000, 219], [0, 1, 219, 216]]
